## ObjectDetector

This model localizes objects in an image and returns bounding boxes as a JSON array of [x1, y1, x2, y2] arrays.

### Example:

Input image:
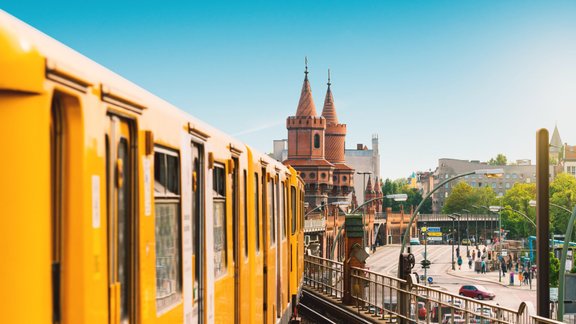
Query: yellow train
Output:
[[0, 10, 305, 324]]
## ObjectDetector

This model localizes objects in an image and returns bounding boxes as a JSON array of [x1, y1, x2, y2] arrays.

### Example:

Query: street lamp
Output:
[[357, 171, 372, 205], [329, 193, 408, 260], [453, 213, 462, 255], [399, 169, 504, 256], [305, 200, 349, 217], [488, 205, 504, 283], [529, 200, 576, 320], [447, 214, 457, 270]]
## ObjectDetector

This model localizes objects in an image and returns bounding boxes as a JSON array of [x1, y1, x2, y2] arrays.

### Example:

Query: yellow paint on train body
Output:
[[0, 9, 304, 324]]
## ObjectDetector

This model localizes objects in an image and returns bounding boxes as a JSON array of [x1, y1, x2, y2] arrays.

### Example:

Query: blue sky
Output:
[[4, 1, 576, 179]]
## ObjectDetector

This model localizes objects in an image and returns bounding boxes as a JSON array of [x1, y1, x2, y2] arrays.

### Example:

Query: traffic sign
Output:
[[427, 227, 441, 232], [428, 232, 442, 237], [421, 227, 427, 232]]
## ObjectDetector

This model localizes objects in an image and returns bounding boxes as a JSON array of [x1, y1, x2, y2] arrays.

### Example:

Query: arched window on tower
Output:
[[314, 134, 320, 149]]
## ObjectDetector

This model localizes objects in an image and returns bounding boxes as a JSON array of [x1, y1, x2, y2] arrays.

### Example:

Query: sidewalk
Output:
[[446, 261, 537, 290]]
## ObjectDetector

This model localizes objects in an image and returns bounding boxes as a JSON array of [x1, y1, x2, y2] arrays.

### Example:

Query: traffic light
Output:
[[399, 253, 415, 280], [420, 259, 431, 269]]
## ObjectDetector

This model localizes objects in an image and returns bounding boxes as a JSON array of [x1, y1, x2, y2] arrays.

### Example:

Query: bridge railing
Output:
[[304, 255, 343, 299], [303, 254, 563, 323]]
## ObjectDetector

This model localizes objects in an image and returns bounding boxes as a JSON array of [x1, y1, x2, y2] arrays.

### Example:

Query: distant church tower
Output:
[[283, 62, 354, 208], [284, 61, 333, 207]]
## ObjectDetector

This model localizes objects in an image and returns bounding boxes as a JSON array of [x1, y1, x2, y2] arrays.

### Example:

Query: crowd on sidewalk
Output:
[[451, 244, 536, 287]]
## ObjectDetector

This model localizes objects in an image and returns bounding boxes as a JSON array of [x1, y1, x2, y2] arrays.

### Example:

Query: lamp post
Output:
[[448, 214, 457, 270], [462, 208, 475, 249], [488, 206, 503, 283], [399, 169, 504, 256], [454, 213, 462, 255], [357, 171, 372, 205], [357, 171, 372, 247], [329, 193, 408, 260], [529, 200, 576, 320]]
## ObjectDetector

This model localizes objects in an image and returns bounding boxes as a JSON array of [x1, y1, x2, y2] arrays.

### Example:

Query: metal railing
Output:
[[304, 255, 344, 299], [303, 254, 563, 324]]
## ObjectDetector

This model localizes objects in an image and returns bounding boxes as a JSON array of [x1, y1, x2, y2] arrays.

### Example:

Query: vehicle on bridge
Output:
[[459, 284, 495, 300], [0, 10, 306, 324]]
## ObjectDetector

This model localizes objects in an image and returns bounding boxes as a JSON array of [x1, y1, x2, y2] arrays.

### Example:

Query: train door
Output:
[[106, 115, 135, 324], [231, 157, 240, 323], [191, 143, 204, 323]]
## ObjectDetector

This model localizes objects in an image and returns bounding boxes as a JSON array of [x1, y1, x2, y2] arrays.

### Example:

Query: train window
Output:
[[244, 171, 248, 258], [154, 149, 182, 313], [291, 187, 296, 235], [213, 165, 227, 277], [254, 174, 260, 252], [282, 183, 286, 239], [268, 178, 275, 245]]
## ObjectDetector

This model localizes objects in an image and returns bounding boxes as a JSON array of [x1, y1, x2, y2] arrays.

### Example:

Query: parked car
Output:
[[459, 284, 495, 300], [442, 313, 465, 324], [410, 237, 421, 245], [461, 238, 471, 245]]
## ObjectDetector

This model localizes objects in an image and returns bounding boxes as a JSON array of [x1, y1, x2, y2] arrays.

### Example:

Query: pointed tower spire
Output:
[[321, 68, 339, 124], [295, 57, 317, 117], [550, 124, 562, 152], [365, 176, 373, 192]]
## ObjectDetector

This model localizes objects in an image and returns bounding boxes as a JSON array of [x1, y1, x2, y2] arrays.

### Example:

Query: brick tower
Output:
[[322, 70, 355, 203], [283, 62, 334, 208]]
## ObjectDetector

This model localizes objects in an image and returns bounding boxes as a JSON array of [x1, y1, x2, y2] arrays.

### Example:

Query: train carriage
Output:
[[0, 10, 304, 324]]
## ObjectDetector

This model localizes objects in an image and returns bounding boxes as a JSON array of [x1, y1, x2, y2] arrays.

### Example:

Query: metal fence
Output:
[[304, 255, 563, 324], [304, 255, 344, 299]]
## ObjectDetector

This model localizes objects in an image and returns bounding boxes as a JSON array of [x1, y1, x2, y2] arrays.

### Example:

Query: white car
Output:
[[442, 313, 465, 324]]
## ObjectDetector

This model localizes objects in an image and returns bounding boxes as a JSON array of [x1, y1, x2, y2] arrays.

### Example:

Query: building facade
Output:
[[431, 158, 537, 213]]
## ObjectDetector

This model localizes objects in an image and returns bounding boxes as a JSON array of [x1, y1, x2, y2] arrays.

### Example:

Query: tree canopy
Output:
[[488, 154, 508, 166], [381, 178, 432, 213], [442, 181, 496, 214]]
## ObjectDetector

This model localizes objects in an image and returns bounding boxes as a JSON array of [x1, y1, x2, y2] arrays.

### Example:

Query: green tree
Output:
[[442, 182, 496, 214], [550, 173, 576, 235], [380, 178, 432, 213], [500, 183, 536, 239], [550, 252, 560, 287], [442, 182, 475, 213], [488, 154, 508, 166]]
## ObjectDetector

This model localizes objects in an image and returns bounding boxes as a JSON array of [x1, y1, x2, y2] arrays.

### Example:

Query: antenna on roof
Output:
[[305, 56, 309, 78], [327, 68, 331, 87]]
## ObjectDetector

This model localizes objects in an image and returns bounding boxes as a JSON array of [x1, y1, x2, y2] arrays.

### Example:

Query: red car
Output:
[[459, 284, 495, 300]]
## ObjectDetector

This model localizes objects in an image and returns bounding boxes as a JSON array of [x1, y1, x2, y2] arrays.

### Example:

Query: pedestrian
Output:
[[481, 260, 486, 274], [457, 255, 463, 270], [468, 255, 472, 269]]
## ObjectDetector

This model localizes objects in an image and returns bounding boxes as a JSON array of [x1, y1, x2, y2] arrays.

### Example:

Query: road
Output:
[[366, 244, 536, 310]]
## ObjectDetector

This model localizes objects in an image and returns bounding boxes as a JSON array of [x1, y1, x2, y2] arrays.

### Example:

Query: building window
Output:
[[505, 182, 510, 189], [314, 134, 320, 149], [310, 172, 316, 179], [333, 175, 338, 181], [343, 176, 347, 181], [491, 183, 496, 189], [301, 173, 306, 179], [321, 173, 326, 179]]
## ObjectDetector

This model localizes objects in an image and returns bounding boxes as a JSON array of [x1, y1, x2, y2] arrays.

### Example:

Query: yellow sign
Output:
[[421, 227, 427, 232], [428, 232, 443, 237]]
